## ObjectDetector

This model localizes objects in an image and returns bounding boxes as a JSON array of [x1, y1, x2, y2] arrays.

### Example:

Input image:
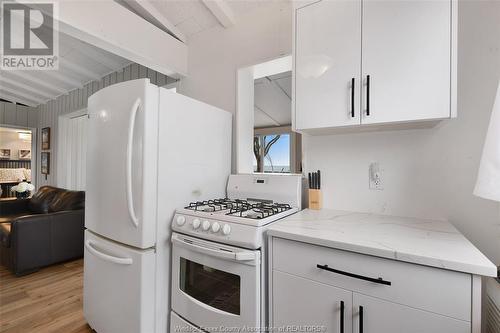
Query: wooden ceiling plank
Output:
[[0, 74, 55, 99], [42, 70, 83, 88], [4, 71, 68, 94], [0, 85, 47, 104], [59, 57, 102, 81]]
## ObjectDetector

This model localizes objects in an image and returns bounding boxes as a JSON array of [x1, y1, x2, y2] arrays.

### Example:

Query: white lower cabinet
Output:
[[352, 293, 470, 333], [273, 270, 352, 333], [270, 238, 475, 333]]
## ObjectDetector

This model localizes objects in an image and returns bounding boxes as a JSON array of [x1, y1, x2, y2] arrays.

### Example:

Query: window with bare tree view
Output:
[[253, 134, 290, 173]]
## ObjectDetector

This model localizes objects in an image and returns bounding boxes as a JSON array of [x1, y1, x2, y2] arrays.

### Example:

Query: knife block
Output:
[[308, 189, 322, 210]]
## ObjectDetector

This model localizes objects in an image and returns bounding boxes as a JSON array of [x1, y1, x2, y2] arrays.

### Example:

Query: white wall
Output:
[[177, 1, 292, 169], [303, 0, 500, 265]]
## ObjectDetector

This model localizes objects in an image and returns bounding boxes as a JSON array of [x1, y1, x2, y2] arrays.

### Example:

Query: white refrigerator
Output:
[[83, 79, 232, 333]]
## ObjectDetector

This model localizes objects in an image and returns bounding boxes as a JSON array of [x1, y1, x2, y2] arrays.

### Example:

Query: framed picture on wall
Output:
[[0, 149, 11, 159], [41, 127, 50, 150], [19, 149, 31, 160], [41, 152, 50, 175]]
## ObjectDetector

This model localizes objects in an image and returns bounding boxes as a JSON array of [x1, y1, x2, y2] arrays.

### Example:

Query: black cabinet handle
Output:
[[359, 306, 364, 333], [351, 78, 355, 118], [340, 301, 345, 333], [366, 75, 370, 116], [316, 264, 391, 286]]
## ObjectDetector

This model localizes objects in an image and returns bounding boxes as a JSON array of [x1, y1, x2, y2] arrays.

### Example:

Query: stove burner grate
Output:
[[185, 198, 291, 219]]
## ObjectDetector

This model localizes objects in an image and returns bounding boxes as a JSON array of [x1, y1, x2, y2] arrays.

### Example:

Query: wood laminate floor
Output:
[[0, 260, 92, 333]]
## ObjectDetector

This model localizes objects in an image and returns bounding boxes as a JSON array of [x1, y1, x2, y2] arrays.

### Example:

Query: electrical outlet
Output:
[[369, 162, 383, 190]]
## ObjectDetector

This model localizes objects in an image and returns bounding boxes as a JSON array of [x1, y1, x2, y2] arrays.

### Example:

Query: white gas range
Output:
[[170, 174, 302, 333]]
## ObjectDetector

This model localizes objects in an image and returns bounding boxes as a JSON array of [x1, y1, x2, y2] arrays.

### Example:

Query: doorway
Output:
[[0, 126, 36, 197], [57, 109, 88, 191]]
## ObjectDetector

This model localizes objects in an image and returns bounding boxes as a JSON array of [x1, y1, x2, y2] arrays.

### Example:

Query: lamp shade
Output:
[[474, 81, 500, 202]]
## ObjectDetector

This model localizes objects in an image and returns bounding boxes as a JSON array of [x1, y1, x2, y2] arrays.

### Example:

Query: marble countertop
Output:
[[268, 209, 497, 277]]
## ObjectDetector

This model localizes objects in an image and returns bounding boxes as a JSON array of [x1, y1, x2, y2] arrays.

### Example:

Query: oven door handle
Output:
[[172, 234, 256, 262]]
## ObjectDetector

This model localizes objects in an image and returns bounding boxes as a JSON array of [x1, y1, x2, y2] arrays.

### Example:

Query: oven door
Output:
[[171, 232, 261, 331]]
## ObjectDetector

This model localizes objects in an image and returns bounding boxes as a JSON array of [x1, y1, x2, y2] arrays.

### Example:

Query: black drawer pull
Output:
[[316, 264, 391, 286], [366, 75, 371, 116], [340, 301, 345, 333], [351, 78, 355, 118], [359, 306, 364, 333]]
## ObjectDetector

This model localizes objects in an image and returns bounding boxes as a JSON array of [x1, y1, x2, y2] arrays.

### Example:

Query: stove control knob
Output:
[[222, 224, 231, 236], [211, 222, 220, 233], [176, 216, 186, 226], [202, 220, 211, 231], [192, 218, 201, 229]]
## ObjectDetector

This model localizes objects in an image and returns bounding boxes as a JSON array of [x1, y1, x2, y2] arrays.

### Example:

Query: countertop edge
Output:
[[267, 229, 498, 277]]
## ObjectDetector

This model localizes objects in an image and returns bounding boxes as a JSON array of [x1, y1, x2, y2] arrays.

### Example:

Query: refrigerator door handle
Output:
[[126, 98, 141, 228], [85, 240, 133, 265]]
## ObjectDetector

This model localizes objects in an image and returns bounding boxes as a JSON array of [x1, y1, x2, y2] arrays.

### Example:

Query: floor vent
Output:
[[486, 277, 500, 333]]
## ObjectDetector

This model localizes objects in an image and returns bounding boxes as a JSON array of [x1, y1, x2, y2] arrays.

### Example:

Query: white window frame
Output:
[[253, 125, 301, 174]]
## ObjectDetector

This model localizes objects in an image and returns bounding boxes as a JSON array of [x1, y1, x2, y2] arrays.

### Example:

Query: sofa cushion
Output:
[[29, 186, 59, 214], [48, 190, 85, 212], [0, 214, 26, 224], [0, 222, 11, 247]]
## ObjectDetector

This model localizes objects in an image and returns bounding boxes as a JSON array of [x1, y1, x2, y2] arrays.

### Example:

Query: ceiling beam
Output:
[[0, 90, 39, 107], [59, 57, 102, 81], [5, 71, 68, 94], [201, 0, 236, 28], [28, 0, 187, 77], [0, 73, 55, 99], [0, 81, 50, 103], [119, 0, 187, 43]]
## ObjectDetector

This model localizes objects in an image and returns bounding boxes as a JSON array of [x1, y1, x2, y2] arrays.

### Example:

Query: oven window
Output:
[[180, 257, 241, 315]]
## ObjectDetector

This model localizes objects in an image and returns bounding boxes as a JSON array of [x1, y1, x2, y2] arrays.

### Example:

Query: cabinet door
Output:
[[361, 0, 451, 124], [352, 293, 470, 333], [295, 0, 362, 130], [272, 270, 352, 333]]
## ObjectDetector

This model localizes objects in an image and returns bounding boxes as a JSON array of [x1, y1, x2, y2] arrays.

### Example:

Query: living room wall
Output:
[[36, 63, 176, 188]]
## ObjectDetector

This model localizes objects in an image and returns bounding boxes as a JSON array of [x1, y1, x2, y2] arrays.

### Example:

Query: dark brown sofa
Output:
[[0, 186, 85, 275]]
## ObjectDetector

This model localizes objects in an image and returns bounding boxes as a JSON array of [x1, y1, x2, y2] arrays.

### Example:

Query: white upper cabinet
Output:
[[361, 0, 452, 125], [295, 0, 362, 130], [293, 0, 457, 133]]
